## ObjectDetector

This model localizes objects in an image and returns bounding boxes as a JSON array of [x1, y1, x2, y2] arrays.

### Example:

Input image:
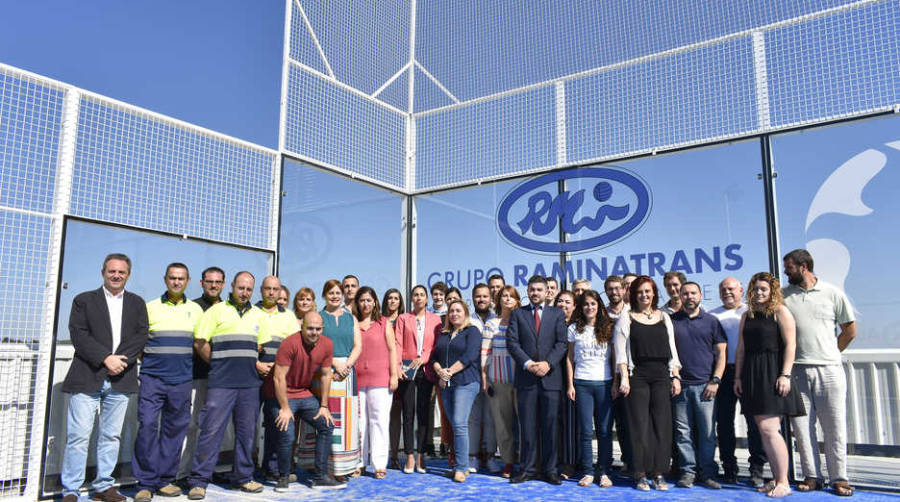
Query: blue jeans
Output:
[[61, 379, 130, 497], [264, 396, 333, 477], [574, 379, 613, 476], [441, 380, 479, 473], [672, 382, 717, 478]]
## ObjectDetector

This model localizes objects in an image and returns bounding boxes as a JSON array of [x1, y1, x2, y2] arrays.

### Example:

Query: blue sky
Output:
[[2, 1, 896, 349], [0, 1, 283, 148]]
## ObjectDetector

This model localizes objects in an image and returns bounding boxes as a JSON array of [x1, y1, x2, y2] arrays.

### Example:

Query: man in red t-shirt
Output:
[[267, 312, 346, 491]]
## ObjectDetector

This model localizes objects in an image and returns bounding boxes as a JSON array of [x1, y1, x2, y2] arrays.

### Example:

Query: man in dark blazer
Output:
[[60, 253, 148, 502], [506, 275, 568, 485]]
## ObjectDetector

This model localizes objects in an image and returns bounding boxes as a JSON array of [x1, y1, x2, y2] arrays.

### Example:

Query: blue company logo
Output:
[[497, 168, 651, 253]]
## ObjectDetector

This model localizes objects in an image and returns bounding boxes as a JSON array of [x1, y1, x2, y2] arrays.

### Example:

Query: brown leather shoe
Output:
[[91, 487, 126, 502]]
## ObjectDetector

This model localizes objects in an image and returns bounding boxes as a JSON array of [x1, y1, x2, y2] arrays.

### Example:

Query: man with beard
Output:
[[178, 267, 226, 482], [604, 275, 631, 474], [270, 312, 346, 491], [710, 278, 767, 487], [507, 275, 568, 485], [187, 272, 270, 499], [782, 249, 856, 496], [671, 282, 727, 489], [468, 283, 499, 472]]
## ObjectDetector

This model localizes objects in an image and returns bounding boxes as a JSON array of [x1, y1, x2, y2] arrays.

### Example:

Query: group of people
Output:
[[58, 248, 857, 501]]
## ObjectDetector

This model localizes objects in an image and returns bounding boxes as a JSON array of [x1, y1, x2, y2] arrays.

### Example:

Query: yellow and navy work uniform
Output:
[[257, 302, 298, 364], [141, 293, 203, 384], [133, 292, 202, 492], [255, 302, 298, 477], [187, 296, 270, 488], [193, 298, 271, 388]]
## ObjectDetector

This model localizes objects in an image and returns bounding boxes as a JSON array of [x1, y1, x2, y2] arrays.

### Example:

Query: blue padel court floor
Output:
[[112, 460, 900, 502]]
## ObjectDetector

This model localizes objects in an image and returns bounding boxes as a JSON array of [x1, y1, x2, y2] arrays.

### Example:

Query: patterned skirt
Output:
[[296, 357, 361, 475]]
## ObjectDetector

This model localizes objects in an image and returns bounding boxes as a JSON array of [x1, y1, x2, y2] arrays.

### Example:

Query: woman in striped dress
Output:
[[481, 285, 521, 478], [296, 279, 362, 479]]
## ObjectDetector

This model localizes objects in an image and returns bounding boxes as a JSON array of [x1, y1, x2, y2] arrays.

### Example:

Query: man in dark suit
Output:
[[60, 253, 148, 502], [506, 275, 568, 485]]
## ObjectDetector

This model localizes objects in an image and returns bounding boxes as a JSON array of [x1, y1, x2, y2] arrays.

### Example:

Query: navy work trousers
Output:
[[132, 374, 192, 491], [188, 386, 260, 488]]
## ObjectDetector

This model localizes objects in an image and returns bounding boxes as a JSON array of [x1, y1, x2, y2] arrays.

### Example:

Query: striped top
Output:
[[194, 297, 271, 388], [142, 293, 203, 384], [256, 302, 299, 363], [481, 317, 515, 385]]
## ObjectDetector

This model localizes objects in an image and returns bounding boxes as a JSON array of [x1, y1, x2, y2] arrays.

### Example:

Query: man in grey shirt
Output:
[[782, 249, 857, 496]]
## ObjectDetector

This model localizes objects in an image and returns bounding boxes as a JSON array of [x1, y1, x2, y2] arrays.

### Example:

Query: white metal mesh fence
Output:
[[70, 95, 278, 250], [282, 0, 409, 190], [0, 210, 53, 499], [0, 63, 281, 499], [281, 0, 900, 192], [0, 70, 65, 214]]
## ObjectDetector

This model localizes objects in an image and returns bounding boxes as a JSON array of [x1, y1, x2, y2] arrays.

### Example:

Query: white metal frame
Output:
[[279, 0, 898, 195]]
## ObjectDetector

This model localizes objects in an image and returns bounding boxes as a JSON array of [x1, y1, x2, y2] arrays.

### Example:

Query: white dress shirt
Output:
[[104, 287, 124, 352]]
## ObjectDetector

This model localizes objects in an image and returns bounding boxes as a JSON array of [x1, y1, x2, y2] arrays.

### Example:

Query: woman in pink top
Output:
[[394, 285, 442, 473], [354, 287, 399, 479]]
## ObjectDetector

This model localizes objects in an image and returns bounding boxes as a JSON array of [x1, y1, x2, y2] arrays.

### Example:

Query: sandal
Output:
[[374, 470, 387, 479], [578, 475, 594, 487], [796, 477, 819, 492], [767, 483, 792, 498], [832, 480, 854, 497], [452, 470, 467, 483], [653, 475, 669, 491], [599, 474, 613, 488], [759, 480, 777, 493], [635, 476, 651, 491]]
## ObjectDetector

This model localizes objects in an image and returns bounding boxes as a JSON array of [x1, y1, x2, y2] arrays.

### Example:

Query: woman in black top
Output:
[[614, 276, 682, 492], [431, 299, 481, 483], [734, 273, 804, 498]]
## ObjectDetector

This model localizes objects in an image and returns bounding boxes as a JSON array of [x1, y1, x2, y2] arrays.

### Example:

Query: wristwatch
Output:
[[710, 376, 721, 385], [671, 375, 681, 381]]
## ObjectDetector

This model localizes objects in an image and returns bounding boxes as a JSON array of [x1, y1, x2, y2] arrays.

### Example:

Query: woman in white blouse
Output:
[[566, 289, 616, 488]]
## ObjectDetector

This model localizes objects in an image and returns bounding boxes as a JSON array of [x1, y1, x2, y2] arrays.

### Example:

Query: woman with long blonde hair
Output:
[[734, 272, 805, 498]]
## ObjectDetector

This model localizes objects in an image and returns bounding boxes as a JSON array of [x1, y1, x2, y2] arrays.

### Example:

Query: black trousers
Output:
[[626, 362, 671, 477], [397, 368, 433, 454], [613, 395, 632, 467], [389, 391, 402, 461]]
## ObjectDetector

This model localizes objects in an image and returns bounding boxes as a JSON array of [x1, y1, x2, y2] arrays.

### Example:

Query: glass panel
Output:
[[564, 140, 770, 310], [772, 115, 900, 476], [43, 219, 272, 495], [416, 179, 562, 303], [279, 159, 404, 304]]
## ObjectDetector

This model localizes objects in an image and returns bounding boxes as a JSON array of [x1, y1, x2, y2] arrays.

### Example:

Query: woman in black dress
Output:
[[734, 272, 805, 498]]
